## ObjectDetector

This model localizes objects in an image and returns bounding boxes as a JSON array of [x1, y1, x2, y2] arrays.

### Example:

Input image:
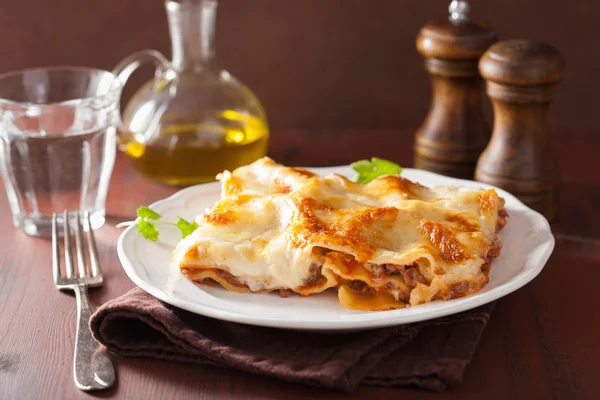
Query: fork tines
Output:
[[52, 211, 103, 289]]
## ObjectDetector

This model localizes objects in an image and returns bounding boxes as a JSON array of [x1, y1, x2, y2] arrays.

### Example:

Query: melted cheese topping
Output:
[[174, 157, 506, 310]]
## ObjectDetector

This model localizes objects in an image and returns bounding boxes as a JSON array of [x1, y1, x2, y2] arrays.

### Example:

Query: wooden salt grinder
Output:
[[476, 40, 564, 221], [414, 0, 497, 179]]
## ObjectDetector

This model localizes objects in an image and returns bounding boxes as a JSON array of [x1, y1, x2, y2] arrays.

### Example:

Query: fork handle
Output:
[[73, 284, 116, 391]]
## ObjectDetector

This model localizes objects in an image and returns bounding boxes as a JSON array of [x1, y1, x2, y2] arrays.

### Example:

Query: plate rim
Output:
[[117, 166, 555, 331]]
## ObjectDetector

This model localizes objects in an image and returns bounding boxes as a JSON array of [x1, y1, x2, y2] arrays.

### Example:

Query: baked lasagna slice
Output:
[[173, 157, 507, 311]]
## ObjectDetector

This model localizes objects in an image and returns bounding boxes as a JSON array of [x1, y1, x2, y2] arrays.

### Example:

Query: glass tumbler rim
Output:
[[0, 65, 122, 109]]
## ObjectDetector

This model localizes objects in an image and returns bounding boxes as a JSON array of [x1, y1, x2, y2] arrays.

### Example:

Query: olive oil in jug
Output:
[[118, 0, 269, 185]]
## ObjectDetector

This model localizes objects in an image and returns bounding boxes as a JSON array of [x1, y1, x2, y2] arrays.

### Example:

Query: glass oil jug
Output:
[[114, 0, 269, 185]]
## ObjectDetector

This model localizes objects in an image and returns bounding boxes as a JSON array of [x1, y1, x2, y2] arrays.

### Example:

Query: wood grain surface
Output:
[[475, 40, 564, 221], [414, 18, 495, 179], [0, 131, 598, 399]]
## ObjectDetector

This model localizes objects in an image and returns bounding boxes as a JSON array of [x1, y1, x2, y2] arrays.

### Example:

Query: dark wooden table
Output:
[[1, 131, 598, 399]]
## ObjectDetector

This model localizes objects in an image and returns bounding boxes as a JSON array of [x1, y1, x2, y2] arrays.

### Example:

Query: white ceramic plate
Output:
[[117, 166, 554, 331]]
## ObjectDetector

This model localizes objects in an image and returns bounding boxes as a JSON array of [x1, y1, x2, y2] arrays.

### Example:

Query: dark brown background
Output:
[[0, 0, 597, 135]]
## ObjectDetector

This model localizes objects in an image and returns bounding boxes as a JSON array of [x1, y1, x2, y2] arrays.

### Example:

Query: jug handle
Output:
[[112, 49, 170, 88], [111, 49, 172, 145]]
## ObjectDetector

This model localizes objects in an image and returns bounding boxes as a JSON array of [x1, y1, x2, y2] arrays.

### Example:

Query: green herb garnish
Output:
[[137, 219, 160, 241], [116, 206, 199, 241], [136, 206, 161, 220], [176, 217, 199, 239], [351, 157, 402, 183]]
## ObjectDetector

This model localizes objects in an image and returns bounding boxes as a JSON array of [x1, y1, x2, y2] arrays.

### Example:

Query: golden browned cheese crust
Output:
[[418, 221, 468, 263], [174, 157, 508, 311]]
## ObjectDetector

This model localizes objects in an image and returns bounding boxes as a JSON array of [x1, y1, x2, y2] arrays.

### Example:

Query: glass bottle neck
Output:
[[166, 0, 218, 72]]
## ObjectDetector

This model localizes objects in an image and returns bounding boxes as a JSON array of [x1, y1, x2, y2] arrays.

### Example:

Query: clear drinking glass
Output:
[[0, 67, 121, 237]]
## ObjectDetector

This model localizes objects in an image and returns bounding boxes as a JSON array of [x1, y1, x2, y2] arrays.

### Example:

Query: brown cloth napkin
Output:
[[90, 288, 494, 392]]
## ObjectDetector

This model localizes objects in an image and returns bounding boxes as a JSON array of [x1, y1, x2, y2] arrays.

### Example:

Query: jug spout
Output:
[[167, 0, 218, 72]]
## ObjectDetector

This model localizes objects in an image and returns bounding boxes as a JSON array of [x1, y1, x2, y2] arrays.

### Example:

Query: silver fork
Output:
[[52, 211, 116, 391]]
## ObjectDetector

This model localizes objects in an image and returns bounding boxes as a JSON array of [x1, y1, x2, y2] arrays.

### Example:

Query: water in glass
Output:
[[0, 67, 120, 237]]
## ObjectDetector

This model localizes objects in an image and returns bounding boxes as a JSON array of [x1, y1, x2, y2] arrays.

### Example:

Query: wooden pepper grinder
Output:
[[476, 40, 564, 221], [414, 0, 497, 179]]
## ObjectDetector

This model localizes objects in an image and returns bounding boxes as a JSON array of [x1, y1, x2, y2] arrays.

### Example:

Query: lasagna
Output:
[[173, 157, 507, 311]]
